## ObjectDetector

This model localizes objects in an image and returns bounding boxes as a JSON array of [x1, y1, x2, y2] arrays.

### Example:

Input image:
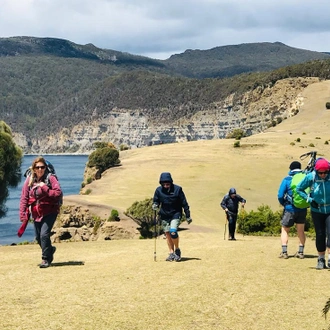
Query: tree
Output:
[[87, 146, 120, 172], [0, 121, 23, 217]]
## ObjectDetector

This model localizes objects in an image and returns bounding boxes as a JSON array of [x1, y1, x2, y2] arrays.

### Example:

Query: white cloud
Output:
[[0, 0, 330, 59]]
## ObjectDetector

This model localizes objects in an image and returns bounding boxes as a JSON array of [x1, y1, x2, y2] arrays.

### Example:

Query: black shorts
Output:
[[281, 209, 307, 227]]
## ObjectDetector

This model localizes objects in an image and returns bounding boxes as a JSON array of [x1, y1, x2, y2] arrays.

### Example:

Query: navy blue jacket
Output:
[[220, 190, 246, 214], [153, 173, 190, 220]]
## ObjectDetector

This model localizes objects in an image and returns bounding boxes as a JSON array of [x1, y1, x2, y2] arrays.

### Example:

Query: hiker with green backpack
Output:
[[296, 158, 330, 270], [277, 161, 307, 259]]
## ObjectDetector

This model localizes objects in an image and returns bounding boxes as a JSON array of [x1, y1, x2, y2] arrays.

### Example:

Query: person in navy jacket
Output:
[[152, 172, 192, 262], [221, 187, 246, 240]]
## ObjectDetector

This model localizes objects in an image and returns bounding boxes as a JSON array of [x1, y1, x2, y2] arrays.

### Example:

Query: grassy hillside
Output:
[[1, 81, 330, 330]]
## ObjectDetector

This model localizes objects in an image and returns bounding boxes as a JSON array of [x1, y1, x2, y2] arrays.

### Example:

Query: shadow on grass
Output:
[[51, 261, 85, 267], [179, 257, 201, 262]]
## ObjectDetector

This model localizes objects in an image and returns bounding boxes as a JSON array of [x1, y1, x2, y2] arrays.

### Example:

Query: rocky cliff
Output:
[[14, 77, 319, 154]]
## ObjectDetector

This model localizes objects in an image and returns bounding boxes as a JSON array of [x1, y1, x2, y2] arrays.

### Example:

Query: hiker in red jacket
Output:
[[19, 156, 62, 268]]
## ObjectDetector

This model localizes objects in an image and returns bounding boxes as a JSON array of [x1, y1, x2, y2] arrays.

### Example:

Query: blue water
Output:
[[0, 155, 88, 245]]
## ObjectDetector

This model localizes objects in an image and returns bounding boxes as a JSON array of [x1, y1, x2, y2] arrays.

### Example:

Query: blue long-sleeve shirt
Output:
[[278, 170, 306, 213]]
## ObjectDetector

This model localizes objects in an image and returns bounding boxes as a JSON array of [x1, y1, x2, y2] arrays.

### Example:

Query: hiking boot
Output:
[[39, 260, 50, 268], [174, 248, 181, 262], [49, 246, 56, 264], [294, 251, 304, 259], [316, 258, 327, 270], [166, 253, 175, 262], [279, 252, 289, 259]]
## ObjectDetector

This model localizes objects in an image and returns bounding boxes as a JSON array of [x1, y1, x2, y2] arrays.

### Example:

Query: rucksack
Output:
[[24, 159, 63, 204], [290, 172, 310, 209]]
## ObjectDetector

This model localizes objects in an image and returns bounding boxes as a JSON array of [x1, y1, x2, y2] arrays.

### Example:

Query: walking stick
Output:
[[223, 216, 227, 240], [153, 211, 157, 262]]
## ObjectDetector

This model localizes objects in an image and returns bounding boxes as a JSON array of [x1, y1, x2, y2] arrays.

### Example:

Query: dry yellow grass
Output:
[[1, 80, 330, 330]]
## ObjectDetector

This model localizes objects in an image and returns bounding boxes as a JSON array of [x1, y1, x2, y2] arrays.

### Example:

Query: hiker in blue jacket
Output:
[[220, 188, 246, 240], [277, 161, 307, 259], [296, 158, 330, 270], [152, 172, 192, 262]]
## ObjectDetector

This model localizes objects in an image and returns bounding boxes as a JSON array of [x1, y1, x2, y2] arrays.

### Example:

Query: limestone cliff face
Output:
[[14, 77, 319, 154]]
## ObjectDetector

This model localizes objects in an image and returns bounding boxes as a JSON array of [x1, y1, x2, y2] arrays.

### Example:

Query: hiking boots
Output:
[[294, 251, 304, 259], [316, 258, 327, 270], [39, 260, 50, 268], [279, 252, 289, 259], [174, 248, 181, 262], [228, 236, 236, 241], [166, 253, 176, 262]]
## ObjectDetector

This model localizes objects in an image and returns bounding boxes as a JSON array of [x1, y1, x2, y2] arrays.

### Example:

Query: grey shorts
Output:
[[281, 209, 307, 227], [161, 218, 180, 233]]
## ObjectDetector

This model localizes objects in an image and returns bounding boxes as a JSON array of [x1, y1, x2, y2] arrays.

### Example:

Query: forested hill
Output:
[[1, 36, 330, 143]]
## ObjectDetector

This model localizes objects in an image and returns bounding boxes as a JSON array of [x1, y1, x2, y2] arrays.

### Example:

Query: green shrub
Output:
[[237, 205, 314, 237], [87, 147, 120, 172], [92, 216, 102, 235], [309, 143, 315, 147], [83, 188, 92, 195], [226, 128, 246, 140], [108, 209, 120, 221], [325, 141, 329, 145], [93, 141, 117, 149], [233, 141, 240, 148], [290, 142, 295, 146], [119, 144, 129, 151], [125, 198, 162, 238], [296, 138, 301, 142], [86, 177, 92, 184], [326, 102, 330, 109]]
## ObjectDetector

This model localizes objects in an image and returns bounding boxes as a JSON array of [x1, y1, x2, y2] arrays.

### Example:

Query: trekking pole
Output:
[[153, 211, 157, 262], [223, 216, 227, 240], [241, 207, 246, 238]]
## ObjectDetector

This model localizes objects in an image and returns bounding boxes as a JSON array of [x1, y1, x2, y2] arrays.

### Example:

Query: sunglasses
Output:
[[35, 166, 46, 170], [317, 171, 329, 175]]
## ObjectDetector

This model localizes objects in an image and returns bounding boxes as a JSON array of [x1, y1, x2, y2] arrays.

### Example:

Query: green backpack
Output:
[[290, 172, 310, 209]]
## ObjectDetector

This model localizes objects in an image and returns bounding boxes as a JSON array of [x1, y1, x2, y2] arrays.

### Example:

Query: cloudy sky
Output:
[[1, 0, 330, 59]]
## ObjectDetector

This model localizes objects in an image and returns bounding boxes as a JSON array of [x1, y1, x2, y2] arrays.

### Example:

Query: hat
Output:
[[289, 161, 301, 170], [159, 172, 173, 184], [315, 158, 330, 171], [229, 188, 236, 194]]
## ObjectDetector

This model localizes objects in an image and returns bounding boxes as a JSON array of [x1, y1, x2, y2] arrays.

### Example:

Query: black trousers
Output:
[[34, 213, 57, 261], [227, 212, 238, 238], [311, 211, 330, 252]]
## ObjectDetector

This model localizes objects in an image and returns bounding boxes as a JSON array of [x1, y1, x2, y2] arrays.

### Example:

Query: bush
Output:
[[233, 141, 240, 148], [326, 102, 330, 109], [108, 209, 120, 221], [93, 141, 117, 149], [226, 128, 246, 140], [125, 198, 162, 238], [119, 144, 129, 151], [237, 205, 314, 237], [87, 147, 120, 172]]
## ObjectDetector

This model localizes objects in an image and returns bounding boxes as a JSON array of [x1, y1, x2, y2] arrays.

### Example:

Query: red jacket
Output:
[[19, 174, 63, 222]]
